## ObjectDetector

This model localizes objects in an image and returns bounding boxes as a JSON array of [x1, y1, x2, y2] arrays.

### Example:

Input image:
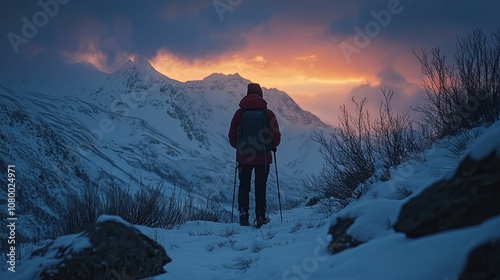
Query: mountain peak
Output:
[[202, 72, 249, 84], [116, 58, 162, 77], [107, 57, 183, 88]]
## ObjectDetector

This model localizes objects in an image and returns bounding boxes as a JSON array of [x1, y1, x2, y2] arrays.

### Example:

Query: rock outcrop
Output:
[[394, 150, 500, 238], [327, 217, 362, 254], [459, 239, 500, 280], [15, 215, 171, 280]]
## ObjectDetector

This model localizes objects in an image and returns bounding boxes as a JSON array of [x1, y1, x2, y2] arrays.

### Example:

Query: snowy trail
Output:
[[137, 209, 331, 280], [3, 74, 500, 279], [135, 121, 500, 280], [137, 205, 500, 280], [4, 120, 500, 280]]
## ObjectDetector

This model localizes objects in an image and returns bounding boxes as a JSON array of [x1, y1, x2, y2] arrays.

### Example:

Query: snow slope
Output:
[[5, 60, 329, 197], [10, 122, 499, 280], [0, 60, 330, 240], [147, 121, 500, 280], [4, 59, 499, 279]]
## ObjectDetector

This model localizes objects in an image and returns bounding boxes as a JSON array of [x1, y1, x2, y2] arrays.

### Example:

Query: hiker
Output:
[[228, 83, 281, 227]]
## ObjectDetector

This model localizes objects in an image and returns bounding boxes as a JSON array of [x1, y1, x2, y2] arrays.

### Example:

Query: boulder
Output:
[[17, 215, 171, 280], [327, 217, 362, 254], [459, 239, 500, 280], [394, 150, 500, 238]]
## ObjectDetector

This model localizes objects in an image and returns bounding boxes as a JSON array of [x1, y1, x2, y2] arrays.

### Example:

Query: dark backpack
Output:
[[237, 109, 272, 155]]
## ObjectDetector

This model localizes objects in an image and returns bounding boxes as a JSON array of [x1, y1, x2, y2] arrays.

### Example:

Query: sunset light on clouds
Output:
[[2, 0, 498, 125]]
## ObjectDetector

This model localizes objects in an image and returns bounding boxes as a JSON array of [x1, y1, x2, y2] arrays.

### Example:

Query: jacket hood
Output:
[[239, 94, 267, 109], [247, 83, 263, 97]]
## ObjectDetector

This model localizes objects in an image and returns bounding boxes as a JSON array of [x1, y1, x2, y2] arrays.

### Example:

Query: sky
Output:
[[1, 0, 499, 125]]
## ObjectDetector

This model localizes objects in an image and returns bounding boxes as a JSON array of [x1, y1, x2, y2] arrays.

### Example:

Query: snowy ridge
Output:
[[7, 122, 500, 279], [469, 121, 500, 160], [137, 120, 500, 279], [0, 85, 98, 239], [2, 60, 500, 279], [0, 61, 331, 240]]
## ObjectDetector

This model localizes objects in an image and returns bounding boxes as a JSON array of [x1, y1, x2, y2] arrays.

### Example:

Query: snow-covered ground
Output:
[[10, 121, 498, 279], [3, 58, 499, 278], [137, 121, 500, 280]]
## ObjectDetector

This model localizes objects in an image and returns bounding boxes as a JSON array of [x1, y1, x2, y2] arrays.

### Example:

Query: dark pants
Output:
[[238, 164, 270, 216]]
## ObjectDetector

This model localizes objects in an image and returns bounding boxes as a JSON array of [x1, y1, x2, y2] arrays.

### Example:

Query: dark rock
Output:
[[23, 216, 171, 280], [394, 150, 500, 238], [327, 217, 362, 254], [380, 169, 391, 182], [459, 239, 500, 280], [305, 196, 320, 207]]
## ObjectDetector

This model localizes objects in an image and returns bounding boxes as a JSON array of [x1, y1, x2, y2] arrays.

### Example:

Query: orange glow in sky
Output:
[[149, 49, 367, 91], [3, 0, 495, 127], [147, 23, 423, 126], [59, 15, 424, 126], [149, 49, 374, 126]]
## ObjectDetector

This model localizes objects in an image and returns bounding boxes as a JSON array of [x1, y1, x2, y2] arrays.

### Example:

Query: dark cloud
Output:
[[329, 17, 358, 40], [1, 0, 497, 84], [327, 0, 500, 50], [3, 0, 498, 60], [1, 0, 273, 62], [343, 66, 426, 121], [378, 67, 406, 86], [1, 0, 494, 126]]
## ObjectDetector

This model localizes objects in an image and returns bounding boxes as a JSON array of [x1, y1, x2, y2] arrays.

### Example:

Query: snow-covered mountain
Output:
[[7, 119, 500, 280], [0, 60, 330, 239]]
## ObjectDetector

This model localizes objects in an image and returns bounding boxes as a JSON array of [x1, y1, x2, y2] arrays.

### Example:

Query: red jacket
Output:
[[228, 94, 281, 165]]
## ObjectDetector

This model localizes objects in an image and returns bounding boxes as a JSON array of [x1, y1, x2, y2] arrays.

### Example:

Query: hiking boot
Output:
[[239, 211, 250, 226], [255, 213, 270, 228]]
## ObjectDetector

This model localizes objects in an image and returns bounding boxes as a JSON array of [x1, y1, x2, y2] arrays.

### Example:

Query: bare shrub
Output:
[[413, 28, 500, 139], [188, 229, 214, 236], [303, 98, 375, 205], [394, 183, 414, 200], [138, 184, 182, 227], [226, 256, 258, 271], [304, 97, 375, 208], [289, 220, 303, 234], [101, 181, 133, 216], [218, 227, 239, 238], [413, 47, 462, 138], [455, 29, 500, 124], [304, 88, 427, 213], [183, 193, 223, 222], [305, 29, 499, 214], [57, 181, 222, 235], [447, 130, 473, 157], [58, 185, 101, 234], [374, 88, 423, 168], [99, 182, 186, 229], [446, 127, 484, 158], [317, 197, 345, 216]]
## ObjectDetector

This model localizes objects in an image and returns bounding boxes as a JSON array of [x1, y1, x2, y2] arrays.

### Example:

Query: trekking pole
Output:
[[273, 151, 283, 222], [231, 151, 238, 223]]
